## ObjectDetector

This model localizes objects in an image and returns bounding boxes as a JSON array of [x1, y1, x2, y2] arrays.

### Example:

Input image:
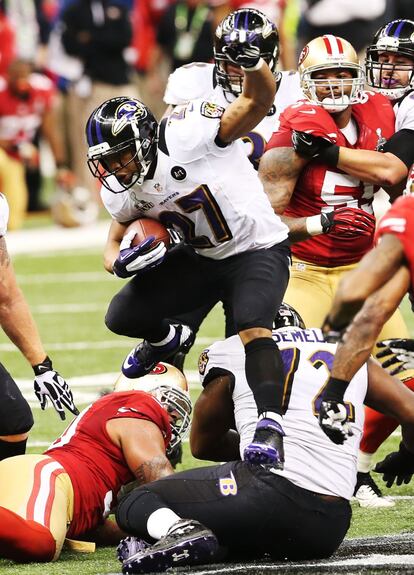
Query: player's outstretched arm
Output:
[[217, 32, 276, 143]]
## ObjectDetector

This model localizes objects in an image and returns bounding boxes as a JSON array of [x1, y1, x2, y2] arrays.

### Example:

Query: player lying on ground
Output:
[[114, 304, 414, 575], [0, 363, 191, 563]]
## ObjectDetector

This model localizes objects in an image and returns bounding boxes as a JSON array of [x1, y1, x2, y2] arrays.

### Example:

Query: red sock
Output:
[[360, 376, 414, 454], [0, 506, 56, 562]]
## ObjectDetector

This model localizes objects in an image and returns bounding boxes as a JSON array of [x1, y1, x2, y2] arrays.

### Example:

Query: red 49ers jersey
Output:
[[267, 93, 395, 266], [376, 195, 414, 292], [0, 73, 55, 158], [44, 391, 171, 538]]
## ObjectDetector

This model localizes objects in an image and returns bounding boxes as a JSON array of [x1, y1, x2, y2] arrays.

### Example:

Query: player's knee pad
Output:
[[0, 364, 33, 436], [116, 488, 160, 534]]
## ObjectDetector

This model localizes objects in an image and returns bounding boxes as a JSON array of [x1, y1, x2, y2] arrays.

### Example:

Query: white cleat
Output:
[[353, 472, 395, 508]]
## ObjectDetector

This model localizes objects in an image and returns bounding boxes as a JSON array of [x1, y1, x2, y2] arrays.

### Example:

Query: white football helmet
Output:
[[114, 362, 192, 455], [298, 35, 365, 112]]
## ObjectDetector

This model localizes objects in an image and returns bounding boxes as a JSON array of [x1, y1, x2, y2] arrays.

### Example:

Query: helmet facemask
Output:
[[302, 64, 365, 112], [366, 19, 414, 101], [150, 384, 192, 457], [86, 97, 158, 194]]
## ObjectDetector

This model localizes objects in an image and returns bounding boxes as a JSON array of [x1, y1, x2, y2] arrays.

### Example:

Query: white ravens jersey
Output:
[[199, 327, 367, 500], [164, 63, 303, 168], [0, 193, 9, 236], [101, 98, 288, 259], [394, 90, 414, 131]]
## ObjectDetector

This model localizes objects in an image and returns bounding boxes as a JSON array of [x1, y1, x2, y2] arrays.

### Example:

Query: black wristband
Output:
[[323, 377, 350, 403], [33, 355, 53, 375], [319, 145, 340, 166]]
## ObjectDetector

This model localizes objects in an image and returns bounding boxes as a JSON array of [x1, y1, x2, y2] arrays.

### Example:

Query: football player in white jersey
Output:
[[163, 8, 302, 368], [114, 303, 414, 574], [86, 29, 291, 468]]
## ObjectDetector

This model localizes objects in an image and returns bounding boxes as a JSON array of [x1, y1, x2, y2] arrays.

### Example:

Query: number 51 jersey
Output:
[[101, 98, 288, 260], [199, 326, 367, 500]]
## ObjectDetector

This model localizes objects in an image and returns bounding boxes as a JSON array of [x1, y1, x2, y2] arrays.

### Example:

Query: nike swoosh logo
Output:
[[300, 109, 317, 114], [123, 356, 135, 370]]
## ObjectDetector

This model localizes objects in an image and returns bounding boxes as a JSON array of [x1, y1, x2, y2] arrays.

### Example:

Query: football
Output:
[[125, 217, 171, 248]]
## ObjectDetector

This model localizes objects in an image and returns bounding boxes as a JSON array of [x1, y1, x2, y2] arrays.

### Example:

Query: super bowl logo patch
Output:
[[219, 471, 238, 496], [198, 350, 209, 375], [112, 101, 147, 136], [200, 102, 225, 119]]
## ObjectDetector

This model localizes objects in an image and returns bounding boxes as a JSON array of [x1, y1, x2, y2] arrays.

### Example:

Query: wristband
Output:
[[241, 58, 265, 72], [33, 355, 53, 375], [319, 144, 340, 167], [323, 377, 350, 403], [305, 214, 323, 236]]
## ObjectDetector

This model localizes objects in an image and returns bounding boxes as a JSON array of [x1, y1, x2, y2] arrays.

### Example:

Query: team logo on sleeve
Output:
[[198, 349, 210, 375], [200, 102, 225, 119]]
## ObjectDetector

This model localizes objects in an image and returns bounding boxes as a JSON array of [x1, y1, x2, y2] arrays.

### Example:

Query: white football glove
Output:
[[318, 400, 353, 445], [33, 356, 79, 421]]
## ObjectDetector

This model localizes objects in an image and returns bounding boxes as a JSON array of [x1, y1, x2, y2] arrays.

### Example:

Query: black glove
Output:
[[222, 30, 261, 69], [292, 130, 339, 164], [318, 400, 353, 444], [376, 338, 414, 375], [321, 315, 347, 343], [374, 442, 414, 487], [33, 356, 79, 421], [320, 207, 376, 237]]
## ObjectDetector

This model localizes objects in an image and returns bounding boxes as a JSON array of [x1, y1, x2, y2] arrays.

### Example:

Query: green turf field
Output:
[[0, 241, 413, 574]]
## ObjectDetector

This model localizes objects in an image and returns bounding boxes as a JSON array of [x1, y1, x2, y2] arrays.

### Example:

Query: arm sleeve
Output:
[[382, 129, 414, 169]]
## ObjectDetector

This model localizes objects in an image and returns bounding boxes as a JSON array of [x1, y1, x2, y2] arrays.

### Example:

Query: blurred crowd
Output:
[[0, 0, 412, 229]]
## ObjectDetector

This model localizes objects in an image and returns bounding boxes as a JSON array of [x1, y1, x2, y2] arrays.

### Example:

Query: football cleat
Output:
[[117, 537, 151, 563], [121, 519, 220, 574], [243, 418, 285, 468], [353, 472, 395, 508], [122, 324, 194, 379]]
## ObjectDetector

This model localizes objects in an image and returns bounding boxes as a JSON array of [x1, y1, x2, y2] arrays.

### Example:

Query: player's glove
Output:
[[321, 314, 347, 343], [318, 400, 353, 444], [222, 30, 261, 69], [374, 442, 414, 487], [166, 227, 185, 255], [376, 338, 414, 375], [33, 356, 79, 421], [113, 231, 166, 279], [292, 130, 339, 165], [321, 207, 376, 237]]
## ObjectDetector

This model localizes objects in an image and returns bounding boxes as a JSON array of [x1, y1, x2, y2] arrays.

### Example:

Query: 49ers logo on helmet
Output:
[[112, 101, 147, 136], [151, 363, 168, 375], [298, 45, 309, 66]]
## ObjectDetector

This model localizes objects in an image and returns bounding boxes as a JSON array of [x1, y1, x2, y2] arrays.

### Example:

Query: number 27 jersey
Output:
[[101, 98, 288, 260]]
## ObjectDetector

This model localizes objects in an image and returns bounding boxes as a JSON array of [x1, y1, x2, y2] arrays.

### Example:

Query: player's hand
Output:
[[376, 339, 414, 375], [222, 30, 261, 69], [321, 315, 345, 343], [318, 400, 353, 444], [321, 207, 376, 237], [166, 227, 185, 255], [112, 231, 166, 278], [292, 130, 336, 159], [374, 442, 414, 487], [33, 356, 79, 421]]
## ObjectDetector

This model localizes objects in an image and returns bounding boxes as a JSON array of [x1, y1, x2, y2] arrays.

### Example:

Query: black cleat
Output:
[[122, 324, 194, 378], [243, 418, 285, 468], [122, 519, 220, 574]]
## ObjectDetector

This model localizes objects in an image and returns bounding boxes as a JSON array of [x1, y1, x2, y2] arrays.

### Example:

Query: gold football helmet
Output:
[[114, 362, 192, 455], [298, 35, 365, 112]]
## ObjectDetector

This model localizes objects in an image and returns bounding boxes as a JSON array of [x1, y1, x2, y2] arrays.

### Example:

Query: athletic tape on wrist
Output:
[[306, 214, 323, 236]]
